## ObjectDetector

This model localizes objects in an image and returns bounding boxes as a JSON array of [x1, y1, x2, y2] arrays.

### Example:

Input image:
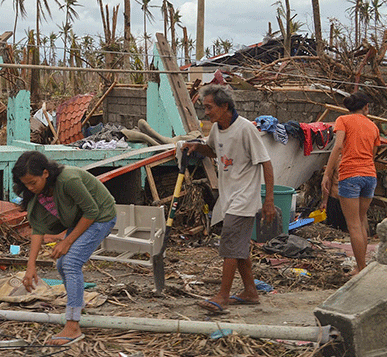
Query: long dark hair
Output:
[[12, 151, 64, 211], [343, 92, 370, 112]]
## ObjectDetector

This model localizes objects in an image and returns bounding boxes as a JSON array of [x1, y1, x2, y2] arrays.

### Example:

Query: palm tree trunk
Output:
[[311, 0, 323, 57], [183, 26, 190, 65], [32, 2, 40, 102], [144, 10, 149, 69], [169, 5, 176, 53], [163, 1, 168, 40], [13, 7, 19, 45], [355, 0, 360, 47], [124, 0, 131, 82], [124, 0, 131, 48], [36, 1, 40, 46], [98, 0, 108, 41], [284, 0, 291, 57], [196, 0, 205, 61]]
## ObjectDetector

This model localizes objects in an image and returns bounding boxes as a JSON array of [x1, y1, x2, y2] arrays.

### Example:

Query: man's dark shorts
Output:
[[219, 214, 255, 259]]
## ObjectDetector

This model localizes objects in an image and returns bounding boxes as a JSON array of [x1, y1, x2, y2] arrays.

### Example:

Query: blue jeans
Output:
[[57, 217, 116, 321], [338, 176, 377, 199]]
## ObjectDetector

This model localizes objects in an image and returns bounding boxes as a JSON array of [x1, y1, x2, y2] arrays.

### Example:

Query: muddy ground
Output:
[[0, 221, 374, 357]]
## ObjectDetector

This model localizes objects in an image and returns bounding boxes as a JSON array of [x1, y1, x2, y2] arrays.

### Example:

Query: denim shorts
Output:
[[338, 176, 377, 199]]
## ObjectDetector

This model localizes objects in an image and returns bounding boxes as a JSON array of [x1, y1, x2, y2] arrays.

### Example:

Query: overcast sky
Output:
[[1, 1, 352, 55]]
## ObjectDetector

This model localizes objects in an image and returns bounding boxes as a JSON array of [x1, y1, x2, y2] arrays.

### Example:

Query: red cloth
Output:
[[299, 122, 333, 156]]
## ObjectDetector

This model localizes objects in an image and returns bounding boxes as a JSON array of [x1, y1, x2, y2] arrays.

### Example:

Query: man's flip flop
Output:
[[197, 300, 229, 314], [50, 333, 85, 346], [229, 295, 260, 305]]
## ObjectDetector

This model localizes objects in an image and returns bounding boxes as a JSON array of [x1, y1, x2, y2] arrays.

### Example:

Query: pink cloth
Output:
[[38, 194, 59, 218]]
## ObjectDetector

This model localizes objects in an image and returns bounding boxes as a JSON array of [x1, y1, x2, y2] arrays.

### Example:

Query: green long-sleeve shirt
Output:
[[27, 166, 116, 235]]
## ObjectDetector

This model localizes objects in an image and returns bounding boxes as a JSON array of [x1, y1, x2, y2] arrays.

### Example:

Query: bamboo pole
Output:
[[324, 103, 387, 123], [0, 310, 333, 344], [0, 63, 203, 74]]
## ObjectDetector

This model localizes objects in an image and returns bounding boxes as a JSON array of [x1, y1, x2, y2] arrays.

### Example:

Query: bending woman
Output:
[[322, 92, 380, 274], [12, 151, 117, 346]]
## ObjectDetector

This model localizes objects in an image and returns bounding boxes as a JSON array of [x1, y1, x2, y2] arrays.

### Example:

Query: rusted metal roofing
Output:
[[56, 93, 94, 144]]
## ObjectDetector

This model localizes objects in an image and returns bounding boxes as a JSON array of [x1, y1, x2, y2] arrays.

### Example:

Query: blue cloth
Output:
[[273, 123, 289, 145], [254, 115, 278, 133], [254, 279, 274, 292], [56, 217, 116, 321], [42, 278, 96, 289]]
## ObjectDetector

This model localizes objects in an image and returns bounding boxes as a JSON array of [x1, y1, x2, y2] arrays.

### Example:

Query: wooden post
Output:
[[42, 102, 60, 144], [196, 0, 205, 61], [81, 80, 117, 127]]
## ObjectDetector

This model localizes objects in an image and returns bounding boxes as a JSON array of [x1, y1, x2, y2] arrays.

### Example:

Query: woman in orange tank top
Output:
[[322, 92, 380, 275]]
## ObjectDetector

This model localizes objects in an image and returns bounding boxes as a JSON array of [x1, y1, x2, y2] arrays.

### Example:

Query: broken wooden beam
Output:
[[42, 102, 60, 144], [82, 80, 117, 127], [0, 257, 53, 267], [82, 143, 176, 171], [96, 149, 176, 183], [324, 103, 387, 123]]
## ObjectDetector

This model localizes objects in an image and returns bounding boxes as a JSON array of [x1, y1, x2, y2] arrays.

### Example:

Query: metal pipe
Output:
[[0, 310, 332, 344]]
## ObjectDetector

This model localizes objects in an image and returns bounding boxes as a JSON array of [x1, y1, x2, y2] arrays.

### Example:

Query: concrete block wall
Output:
[[104, 87, 343, 129], [197, 90, 342, 124], [103, 87, 147, 129]]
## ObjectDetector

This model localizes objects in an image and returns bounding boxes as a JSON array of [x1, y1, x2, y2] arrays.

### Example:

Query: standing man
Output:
[[183, 84, 275, 314]]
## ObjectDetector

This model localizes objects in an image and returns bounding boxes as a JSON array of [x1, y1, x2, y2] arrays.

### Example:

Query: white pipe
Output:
[[0, 310, 332, 344]]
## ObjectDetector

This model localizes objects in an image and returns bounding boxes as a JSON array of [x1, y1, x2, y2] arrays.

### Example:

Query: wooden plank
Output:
[[147, 156, 175, 168], [145, 165, 160, 203], [42, 102, 60, 144], [154, 33, 218, 190], [375, 146, 387, 161], [96, 149, 176, 183], [157, 190, 187, 205], [0, 32, 13, 44], [0, 257, 53, 267], [82, 80, 117, 127], [202, 157, 218, 189], [155, 33, 200, 133], [325, 103, 387, 123], [316, 108, 330, 123], [81, 143, 176, 171], [184, 225, 204, 235]]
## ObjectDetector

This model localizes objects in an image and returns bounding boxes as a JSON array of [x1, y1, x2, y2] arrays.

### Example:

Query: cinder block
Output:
[[239, 101, 254, 112], [255, 102, 277, 118], [288, 103, 306, 113], [314, 262, 387, 357]]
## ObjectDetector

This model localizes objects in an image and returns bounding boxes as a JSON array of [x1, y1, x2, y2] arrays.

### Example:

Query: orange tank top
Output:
[[334, 114, 380, 181]]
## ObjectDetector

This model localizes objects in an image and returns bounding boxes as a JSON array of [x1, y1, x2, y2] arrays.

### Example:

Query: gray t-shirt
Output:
[[207, 116, 271, 223]]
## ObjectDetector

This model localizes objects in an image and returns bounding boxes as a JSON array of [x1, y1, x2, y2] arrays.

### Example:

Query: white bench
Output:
[[91, 204, 165, 267]]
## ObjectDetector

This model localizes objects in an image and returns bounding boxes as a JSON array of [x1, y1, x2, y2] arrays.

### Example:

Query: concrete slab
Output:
[[314, 261, 387, 356]]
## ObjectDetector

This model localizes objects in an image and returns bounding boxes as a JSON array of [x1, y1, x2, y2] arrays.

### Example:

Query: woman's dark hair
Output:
[[12, 151, 64, 211], [343, 92, 371, 112], [200, 84, 235, 111]]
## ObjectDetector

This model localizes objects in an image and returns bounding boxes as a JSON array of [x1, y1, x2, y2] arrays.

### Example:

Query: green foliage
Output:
[[271, 0, 305, 34], [211, 37, 234, 56]]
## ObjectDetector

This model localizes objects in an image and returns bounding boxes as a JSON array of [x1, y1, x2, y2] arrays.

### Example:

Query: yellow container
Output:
[[309, 209, 327, 223]]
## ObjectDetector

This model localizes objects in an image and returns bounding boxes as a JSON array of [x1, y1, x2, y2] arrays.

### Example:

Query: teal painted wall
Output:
[[7, 90, 31, 145], [146, 46, 186, 137]]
